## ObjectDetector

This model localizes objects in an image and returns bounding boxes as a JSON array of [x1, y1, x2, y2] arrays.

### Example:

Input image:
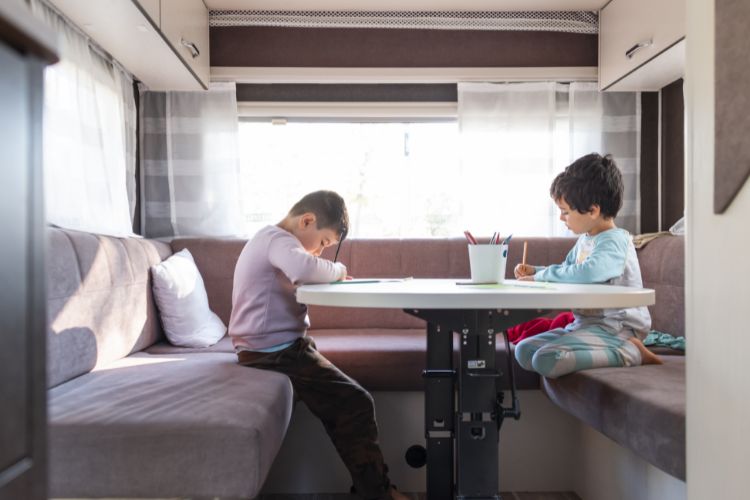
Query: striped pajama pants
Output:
[[514, 325, 642, 379]]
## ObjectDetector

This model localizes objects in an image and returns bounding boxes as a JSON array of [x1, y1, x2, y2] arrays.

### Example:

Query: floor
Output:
[[60, 494, 581, 500], [257, 493, 581, 500]]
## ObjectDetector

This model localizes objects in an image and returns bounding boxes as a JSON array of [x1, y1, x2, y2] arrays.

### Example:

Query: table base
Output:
[[405, 308, 548, 500]]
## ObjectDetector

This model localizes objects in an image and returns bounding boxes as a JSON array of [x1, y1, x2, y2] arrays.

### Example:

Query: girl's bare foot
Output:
[[628, 337, 663, 365]]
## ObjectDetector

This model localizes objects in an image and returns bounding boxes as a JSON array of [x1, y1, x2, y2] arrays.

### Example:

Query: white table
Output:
[[297, 279, 655, 500]]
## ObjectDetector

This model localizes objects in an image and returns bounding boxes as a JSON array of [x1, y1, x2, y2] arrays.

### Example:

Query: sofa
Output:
[[46, 227, 685, 498], [46, 228, 293, 499]]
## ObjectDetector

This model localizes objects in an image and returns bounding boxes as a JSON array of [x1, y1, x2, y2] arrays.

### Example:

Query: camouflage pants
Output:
[[237, 336, 393, 500]]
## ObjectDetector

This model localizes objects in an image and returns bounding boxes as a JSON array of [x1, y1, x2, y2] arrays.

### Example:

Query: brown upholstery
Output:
[[635, 235, 685, 338], [169, 237, 246, 326], [171, 236, 581, 390], [542, 355, 686, 480]]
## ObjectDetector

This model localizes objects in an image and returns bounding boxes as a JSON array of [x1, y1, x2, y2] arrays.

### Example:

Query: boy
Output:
[[229, 190, 408, 500], [514, 153, 662, 378]]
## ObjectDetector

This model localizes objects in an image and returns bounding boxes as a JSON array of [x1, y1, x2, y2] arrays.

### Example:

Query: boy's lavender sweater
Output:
[[229, 225, 346, 351]]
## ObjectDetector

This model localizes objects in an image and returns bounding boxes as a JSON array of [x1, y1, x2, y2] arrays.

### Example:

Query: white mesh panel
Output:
[[209, 11, 598, 34]]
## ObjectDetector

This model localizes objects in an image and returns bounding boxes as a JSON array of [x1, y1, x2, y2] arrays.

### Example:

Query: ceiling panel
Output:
[[204, 1, 607, 12]]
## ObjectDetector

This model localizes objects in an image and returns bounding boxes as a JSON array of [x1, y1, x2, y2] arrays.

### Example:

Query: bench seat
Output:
[[48, 352, 293, 499], [145, 331, 541, 391], [541, 355, 686, 480]]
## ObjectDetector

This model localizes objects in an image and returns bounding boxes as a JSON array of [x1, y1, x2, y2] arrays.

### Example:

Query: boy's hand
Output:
[[517, 275, 535, 282], [514, 263, 536, 279], [331, 263, 348, 281]]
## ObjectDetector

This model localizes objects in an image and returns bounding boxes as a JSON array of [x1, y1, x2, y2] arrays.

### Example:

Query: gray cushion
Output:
[[144, 334, 236, 355], [541, 356, 685, 480], [48, 352, 293, 499], [47, 228, 172, 388], [145, 330, 540, 391], [310, 328, 540, 391], [636, 235, 685, 337]]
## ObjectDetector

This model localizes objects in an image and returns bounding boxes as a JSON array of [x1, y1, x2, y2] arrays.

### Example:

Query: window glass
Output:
[[238, 119, 572, 238]]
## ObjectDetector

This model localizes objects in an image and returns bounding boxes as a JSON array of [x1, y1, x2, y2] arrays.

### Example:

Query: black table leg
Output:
[[406, 308, 547, 500], [456, 311, 501, 499], [423, 320, 455, 500]]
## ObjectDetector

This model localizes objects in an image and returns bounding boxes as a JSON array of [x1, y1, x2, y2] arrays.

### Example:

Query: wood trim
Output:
[[640, 91, 659, 233], [661, 78, 684, 229], [212, 66, 599, 84], [237, 101, 457, 119]]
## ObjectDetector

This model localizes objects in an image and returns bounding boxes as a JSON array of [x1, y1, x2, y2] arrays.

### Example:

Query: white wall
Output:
[[575, 425, 686, 500], [686, 1, 750, 499]]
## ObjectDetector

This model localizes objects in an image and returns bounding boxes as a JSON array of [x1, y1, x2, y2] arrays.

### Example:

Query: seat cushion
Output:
[[309, 328, 540, 391], [542, 355, 685, 480], [144, 334, 235, 354], [145, 330, 540, 391], [48, 352, 294, 499]]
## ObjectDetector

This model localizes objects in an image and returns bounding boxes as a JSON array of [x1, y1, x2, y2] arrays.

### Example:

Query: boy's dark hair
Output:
[[289, 190, 349, 239], [550, 153, 624, 219]]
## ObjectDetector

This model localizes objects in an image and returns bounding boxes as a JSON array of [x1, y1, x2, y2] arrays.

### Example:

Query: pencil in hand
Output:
[[522, 241, 528, 267]]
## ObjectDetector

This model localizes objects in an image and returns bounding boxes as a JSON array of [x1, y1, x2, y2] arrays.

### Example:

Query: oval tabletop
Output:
[[297, 279, 655, 310]]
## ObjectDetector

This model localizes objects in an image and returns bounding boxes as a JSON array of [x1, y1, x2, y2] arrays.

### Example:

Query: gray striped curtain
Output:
[[458, 82, 641, 236], [568, 82, 641, 234], [139, 82, 242, 237]]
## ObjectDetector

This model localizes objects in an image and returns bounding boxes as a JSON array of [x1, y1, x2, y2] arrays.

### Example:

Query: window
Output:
[[239, 120, 463, 238], [237, 83, 640, 239]]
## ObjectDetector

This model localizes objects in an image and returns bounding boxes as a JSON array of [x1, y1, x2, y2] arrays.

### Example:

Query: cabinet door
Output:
[[0, 42, 47, 500], [599, 0, 685, 90], [161, 0, 209, 88], [135, 0, 160, 28]]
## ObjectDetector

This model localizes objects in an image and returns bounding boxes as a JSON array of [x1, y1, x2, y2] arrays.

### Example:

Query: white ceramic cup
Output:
[[468, 244, 508, 284]]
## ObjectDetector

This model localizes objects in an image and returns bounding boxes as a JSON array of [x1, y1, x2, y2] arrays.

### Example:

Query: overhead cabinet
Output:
[[599, 0, 685, 91], [50, 0, 209, 90]]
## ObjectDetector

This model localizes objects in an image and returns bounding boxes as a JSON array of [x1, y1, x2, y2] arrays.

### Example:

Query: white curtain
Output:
[[458, 81, 640, 237], [31, 0, 136, 236], [140, 82, 242, 237]]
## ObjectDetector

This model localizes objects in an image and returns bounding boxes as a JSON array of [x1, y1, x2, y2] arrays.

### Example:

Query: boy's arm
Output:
[[534, 235, 628, 284], [532, 243, 578, 274], [269, 237, 346, 284]]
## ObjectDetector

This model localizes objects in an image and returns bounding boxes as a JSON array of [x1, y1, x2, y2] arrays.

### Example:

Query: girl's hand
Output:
[[514, 264, 536, 279], [518, 275, 535, 282]]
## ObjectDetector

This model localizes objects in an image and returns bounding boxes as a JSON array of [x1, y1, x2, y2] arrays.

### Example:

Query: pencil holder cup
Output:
[[468, 244, 508, 284]]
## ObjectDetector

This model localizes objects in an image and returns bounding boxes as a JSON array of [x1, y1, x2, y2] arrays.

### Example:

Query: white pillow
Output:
[[151, 248, 226, 347]]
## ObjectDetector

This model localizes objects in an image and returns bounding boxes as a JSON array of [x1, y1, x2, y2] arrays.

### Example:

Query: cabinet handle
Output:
[[180, 38, 200, 59], [625, 39, 653, 59]]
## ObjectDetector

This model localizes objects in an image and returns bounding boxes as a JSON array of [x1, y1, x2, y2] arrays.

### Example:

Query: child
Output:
[[514, 153, 661, 379], [229, 190, 408, 500]]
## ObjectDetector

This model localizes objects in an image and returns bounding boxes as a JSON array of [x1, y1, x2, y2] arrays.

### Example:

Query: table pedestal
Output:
[[406, 308, 545, 500]]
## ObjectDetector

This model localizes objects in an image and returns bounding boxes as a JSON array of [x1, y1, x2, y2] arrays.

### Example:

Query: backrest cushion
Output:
[[47, 228, 172, 388], [169, 237, 246, 326], [635, 235, 685, 337], [174, 235, 684, 335]]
